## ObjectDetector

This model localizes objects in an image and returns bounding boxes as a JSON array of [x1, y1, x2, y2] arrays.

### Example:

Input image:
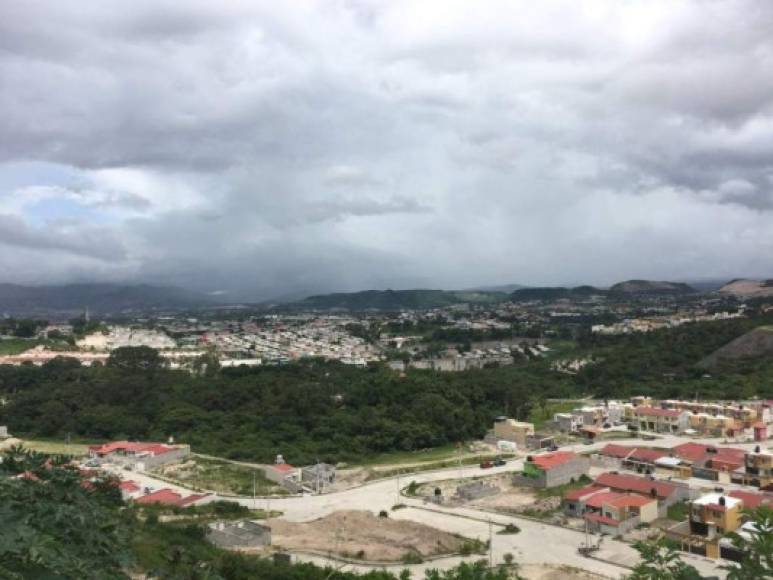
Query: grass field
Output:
[[0, 338, 39, 355], [20, 439, 94, 456], [155, 456, 285, 496], [528, 400, 578, 430], [667, 501, 689, 522], [353, 443, 461, 467]]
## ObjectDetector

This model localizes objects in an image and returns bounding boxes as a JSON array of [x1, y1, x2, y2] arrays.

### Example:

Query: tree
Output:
[[628, 538, 703, 580], [13, 319, 39, 338], [722, 506, 773, 580], [424, 561, 511, 580], [0, 449, 131, 579], [107, 346, 165, 372]]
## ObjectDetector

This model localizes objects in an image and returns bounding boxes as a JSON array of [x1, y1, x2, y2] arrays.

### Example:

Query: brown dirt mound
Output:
[[267, 510, 466, 561]]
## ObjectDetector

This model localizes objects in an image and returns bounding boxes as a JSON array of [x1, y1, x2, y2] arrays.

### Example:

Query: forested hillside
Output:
[[0, 350, 572, 464]]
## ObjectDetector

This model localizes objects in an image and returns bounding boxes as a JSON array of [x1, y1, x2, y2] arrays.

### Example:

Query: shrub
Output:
[[497, 523, 521, 535], [402, 551, 424, 564]]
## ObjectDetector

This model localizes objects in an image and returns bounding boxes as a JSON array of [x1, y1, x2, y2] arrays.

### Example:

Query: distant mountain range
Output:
[[0, 276, 764, 316], [0, 283, 217, 316], [289, 279, 702, 310]]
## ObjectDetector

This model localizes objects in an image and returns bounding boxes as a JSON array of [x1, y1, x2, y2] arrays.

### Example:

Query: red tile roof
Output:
[[563, 485, 606, 502], [585, 491, 624, 509], [635, 407, 682, 418], [600, 444, 667, 463], [135, 489, 183, 505], [89, 441, 178, 457], [600, 444, 632, 459], [595, 472, 677, 499], [268, 463, 296, 473], [729, 490, 773, 509], [134, 488, 208, 506], [528, 451, 577, 471], [584, 512, 620, 526], [671, 443, 745, 466], [671, 442, 710, 463], [630, 448, 668, 463], [119, 481, 140, 492], [607, 494, 656, 508]]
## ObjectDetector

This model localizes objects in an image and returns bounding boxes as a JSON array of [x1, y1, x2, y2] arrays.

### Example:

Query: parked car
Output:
[[493, 458, 506, 467], [479, 460, 494, 469]]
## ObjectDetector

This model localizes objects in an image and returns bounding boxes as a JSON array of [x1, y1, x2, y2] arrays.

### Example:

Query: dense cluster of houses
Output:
[[552, 396, 772, 440], [525, 439, 773, 560], [516, 446, 773, 560]]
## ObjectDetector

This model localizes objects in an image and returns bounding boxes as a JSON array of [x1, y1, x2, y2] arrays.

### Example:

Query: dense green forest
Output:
[[2, 315, 773, 464], [0, 350, 568, 464]]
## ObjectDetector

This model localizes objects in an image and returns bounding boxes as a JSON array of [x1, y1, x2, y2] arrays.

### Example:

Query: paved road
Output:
[[110, 434, 746, 578]]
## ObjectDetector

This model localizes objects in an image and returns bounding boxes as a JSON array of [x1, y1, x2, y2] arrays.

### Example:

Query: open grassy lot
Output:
[[528, 400, 579, 430], [0, 338, 39, 355], [21, 438, 94, 456], [667, 500, 689, 522], [154, 456, 285, 496], [353, 443, 461, 467]]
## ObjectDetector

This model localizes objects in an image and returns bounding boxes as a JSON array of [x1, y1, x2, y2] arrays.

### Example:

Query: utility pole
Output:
[[488, 518, 493, 568], [253, 470, 257, 509]]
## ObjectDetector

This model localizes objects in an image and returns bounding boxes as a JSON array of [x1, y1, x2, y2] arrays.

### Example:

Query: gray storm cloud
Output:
[[1, 0, 773, 299]]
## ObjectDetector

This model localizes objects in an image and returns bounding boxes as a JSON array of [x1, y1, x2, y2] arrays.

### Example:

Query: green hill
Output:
[[293, 289, 506, 310], [510, 285, 605, 301], [608, 279, 695, 295], [698, 326, 773, 369]]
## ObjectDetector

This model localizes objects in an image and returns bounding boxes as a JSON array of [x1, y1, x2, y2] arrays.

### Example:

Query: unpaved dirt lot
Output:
[[266, 510, 468, 561], [520, 564, 613, 580], [414, 474, 560, 516]]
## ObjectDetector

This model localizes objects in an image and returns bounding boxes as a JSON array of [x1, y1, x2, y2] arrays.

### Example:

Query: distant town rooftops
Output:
[[634, 407, 682, 418]]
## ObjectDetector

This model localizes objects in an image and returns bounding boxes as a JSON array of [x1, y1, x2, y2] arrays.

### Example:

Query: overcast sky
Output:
[[2, 1, 773, 300]]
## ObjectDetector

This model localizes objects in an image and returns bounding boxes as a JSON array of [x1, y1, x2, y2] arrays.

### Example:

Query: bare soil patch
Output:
[[266, 510, 469, 562], [520, 564, 612, 579]]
